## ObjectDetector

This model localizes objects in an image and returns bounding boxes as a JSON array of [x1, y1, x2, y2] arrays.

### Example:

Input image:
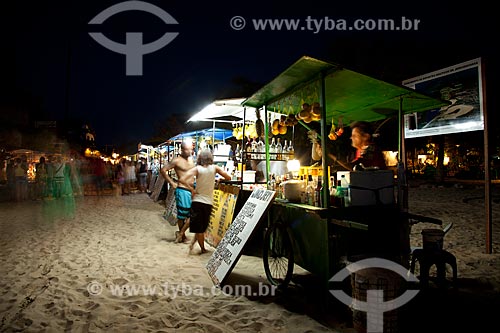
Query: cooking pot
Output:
[[282, 180, 305, 202]]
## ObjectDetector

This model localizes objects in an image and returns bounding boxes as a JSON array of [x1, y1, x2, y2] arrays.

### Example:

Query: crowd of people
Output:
[[2, 154, 160, 201]]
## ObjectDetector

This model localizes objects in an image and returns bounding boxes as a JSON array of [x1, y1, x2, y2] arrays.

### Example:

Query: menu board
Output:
[[206, 188, 275, 286], [205, 184, 240, 247]]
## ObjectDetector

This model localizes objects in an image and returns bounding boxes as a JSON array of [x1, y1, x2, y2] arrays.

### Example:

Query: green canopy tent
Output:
[[242, 56, 449, 209]]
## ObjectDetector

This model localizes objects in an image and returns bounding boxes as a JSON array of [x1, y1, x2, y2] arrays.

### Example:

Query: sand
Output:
[[0, 184, 499, 332]]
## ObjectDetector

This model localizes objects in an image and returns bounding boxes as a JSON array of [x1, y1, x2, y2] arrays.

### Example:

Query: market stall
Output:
[[239, 56, 448, 288]]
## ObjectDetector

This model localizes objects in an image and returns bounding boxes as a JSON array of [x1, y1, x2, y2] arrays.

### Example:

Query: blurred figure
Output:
[[137, 158, 148, 192], [35, 157, 49, 199], [14, 157, 28, 201], [6, 159, 16, 200], [52, 156, 65, 199]]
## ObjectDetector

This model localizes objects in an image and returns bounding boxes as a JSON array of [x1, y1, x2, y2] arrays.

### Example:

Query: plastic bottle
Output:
[[340, 175, 350, 207], [335, 180, 344, 207]]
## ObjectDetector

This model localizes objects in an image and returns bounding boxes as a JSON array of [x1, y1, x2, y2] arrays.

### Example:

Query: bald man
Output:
[[160, 141, 195, 243]]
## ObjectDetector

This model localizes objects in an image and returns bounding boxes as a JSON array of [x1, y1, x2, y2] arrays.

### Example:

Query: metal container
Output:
[[282, 180, 305, 202]]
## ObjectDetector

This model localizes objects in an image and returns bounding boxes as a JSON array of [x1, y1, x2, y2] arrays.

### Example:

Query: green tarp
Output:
[[243, 56, 448, 124]]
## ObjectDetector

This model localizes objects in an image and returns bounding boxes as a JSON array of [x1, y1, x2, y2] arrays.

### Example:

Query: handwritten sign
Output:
[[205, 184, 240, 247], [206, 188, 275, 286]]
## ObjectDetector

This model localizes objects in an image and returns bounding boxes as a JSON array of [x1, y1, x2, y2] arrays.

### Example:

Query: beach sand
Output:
[[0, 184, 499, 332]]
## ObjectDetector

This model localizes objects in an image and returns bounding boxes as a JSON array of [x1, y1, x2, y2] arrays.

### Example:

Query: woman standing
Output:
[[181, 149, 230, 254]]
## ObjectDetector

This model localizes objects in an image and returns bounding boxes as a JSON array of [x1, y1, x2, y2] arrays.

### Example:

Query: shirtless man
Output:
[[160, 141, 195, 243]]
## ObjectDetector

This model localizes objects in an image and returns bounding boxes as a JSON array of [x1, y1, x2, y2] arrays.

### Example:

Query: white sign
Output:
[[206, 188, 275, 286], [403, 58, 484, 138]]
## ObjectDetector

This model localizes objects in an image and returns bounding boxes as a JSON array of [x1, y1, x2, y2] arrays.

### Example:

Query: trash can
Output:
[[351, 267, 403, 333]]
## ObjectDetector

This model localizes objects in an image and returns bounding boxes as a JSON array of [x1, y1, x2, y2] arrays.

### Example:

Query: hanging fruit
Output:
[[255, 108, 264, 138], [336, 116, 344, 137]]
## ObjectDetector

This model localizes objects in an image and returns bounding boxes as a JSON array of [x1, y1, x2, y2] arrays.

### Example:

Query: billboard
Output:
[[403, 58, 484, 138]]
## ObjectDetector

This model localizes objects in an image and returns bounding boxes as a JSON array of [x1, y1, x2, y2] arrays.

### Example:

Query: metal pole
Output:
[[481, 59, 492, 254], [264, 106, 270, 188], [319, 73, 329, 208]]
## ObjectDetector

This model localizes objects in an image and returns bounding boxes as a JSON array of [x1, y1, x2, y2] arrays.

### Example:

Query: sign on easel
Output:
[[205, 184, 240, 247], [151, 175, 165, 202], [206, 188, 275, 286]]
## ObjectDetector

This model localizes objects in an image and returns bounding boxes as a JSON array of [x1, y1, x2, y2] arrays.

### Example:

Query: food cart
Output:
[[239, 56, 448, 288]]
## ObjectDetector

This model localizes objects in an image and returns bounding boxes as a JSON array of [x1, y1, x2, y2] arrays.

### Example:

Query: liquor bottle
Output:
[[306, 175, 315, 206], [329, 176, 336, 205], [282, 140, 288, 161], [257, 138, 265, 159], [235, 143, 241, 161], [276, 138, 283, 160], [315, 176, 323, 207], [270, 137, 277, 160], [287, 141, 295, 160], [251, 138, 257, 160]]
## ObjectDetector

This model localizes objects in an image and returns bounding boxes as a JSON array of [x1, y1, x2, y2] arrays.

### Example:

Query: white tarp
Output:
[[187, 98, 280, 123]]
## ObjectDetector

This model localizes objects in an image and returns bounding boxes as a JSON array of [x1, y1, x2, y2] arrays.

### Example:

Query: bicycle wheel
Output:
[[263, 223, 294, 287]]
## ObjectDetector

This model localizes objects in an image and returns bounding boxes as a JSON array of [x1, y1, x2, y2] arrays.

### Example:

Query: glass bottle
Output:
[[276, 138, 283, 160], [257, 138, 265, 159], [270, 137, 277, 160], [282, 140, 288, 161], [288, 140, 295, 160], [315, 176, 323, 207]]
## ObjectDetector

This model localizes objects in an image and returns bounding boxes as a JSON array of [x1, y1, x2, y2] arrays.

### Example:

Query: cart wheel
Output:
[[263, 223, 294, 288]]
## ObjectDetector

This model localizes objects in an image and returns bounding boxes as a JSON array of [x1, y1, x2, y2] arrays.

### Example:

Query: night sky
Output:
[[4, 0, 499, 151]]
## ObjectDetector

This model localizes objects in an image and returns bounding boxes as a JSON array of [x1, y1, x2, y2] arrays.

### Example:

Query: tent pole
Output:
[[319, 72, 329, 208], [481, 60, 492, 254], [398, 96, 410, 264], [264, 105, 270, 188]]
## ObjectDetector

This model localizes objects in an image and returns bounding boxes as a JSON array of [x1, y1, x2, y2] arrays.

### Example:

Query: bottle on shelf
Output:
[[276, 138, 283, 160], [287, 140, 295, 160], [234, 143, 241, 162], [315, 176, 323, 207], [340, 175, 350, 207], [282, 140, 289, 161], [329, 176, 336, 205], [306, 175, 315, 206], [257, 138, 265, 159], [270, 137, 277, 160], [251, 138, 257, 160], [334, 180, 344, 207]]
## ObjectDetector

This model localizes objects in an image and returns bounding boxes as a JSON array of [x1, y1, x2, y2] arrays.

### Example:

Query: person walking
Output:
[[180, 149, 230, 254]]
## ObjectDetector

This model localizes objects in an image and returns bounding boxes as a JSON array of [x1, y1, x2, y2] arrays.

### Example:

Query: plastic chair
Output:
[[410, 222, 457, 289]]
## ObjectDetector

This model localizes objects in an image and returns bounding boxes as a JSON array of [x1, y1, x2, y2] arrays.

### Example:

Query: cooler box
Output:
[[349, 170, 394, 206]]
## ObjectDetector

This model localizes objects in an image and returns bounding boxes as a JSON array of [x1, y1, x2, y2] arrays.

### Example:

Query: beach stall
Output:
[[237, 56, 448, 290]]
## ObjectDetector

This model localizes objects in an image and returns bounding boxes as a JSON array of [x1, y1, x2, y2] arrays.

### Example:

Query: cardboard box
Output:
[[349, 170, 394, 206]]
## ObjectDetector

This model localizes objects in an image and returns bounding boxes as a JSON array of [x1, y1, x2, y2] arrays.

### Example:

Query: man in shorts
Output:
[[160, 141, 195, 243]]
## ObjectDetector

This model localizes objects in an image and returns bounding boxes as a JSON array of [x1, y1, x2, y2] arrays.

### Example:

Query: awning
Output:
[[243, 56, 449, 123], [187, 98, 281, 123], [168, 128, 233, 142]]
